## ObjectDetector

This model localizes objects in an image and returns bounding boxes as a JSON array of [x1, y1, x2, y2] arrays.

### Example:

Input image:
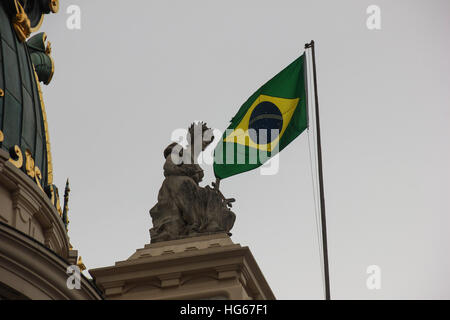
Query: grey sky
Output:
[[39, 0, 450, 299]]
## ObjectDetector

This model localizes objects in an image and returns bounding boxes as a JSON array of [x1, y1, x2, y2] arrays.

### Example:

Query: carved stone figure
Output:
[[149, 122, 236, 243]]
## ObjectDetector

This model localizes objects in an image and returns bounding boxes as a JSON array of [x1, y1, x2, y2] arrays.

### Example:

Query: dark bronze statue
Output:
[[149, 122, 236, 243]]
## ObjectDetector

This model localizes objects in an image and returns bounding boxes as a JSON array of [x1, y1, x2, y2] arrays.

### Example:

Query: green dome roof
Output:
[[0, 1, 63, 220]]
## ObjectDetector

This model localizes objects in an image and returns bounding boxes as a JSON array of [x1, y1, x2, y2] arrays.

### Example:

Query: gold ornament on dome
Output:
[[33, 70, 53, 185], [12, 0, 31, 42], [25, 149, 36, 178], [49, 0, 59, 13], [77, 256, 86, 271], [34, 166, 44, 191], [8, 145, 23, 168], [45, 40, 52, 55]]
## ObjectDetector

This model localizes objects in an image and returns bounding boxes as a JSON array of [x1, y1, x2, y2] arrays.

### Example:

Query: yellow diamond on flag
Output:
[[223, 94, 300, 152]]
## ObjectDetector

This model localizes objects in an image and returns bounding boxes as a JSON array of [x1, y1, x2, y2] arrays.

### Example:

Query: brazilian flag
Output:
[[214, 54, 308, 179]]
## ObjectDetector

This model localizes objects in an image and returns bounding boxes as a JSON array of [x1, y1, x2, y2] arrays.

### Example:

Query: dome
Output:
[[0, 1, 61, 216]]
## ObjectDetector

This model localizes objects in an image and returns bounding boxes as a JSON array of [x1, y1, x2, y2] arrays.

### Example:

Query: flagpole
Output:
[[305, 40, 331, 300]]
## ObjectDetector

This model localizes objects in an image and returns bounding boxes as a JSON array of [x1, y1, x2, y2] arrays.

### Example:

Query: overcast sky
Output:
[[39, 0, 450, 299]]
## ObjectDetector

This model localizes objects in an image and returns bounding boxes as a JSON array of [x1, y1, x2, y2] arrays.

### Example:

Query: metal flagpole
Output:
[[305, 40, 331, 300]]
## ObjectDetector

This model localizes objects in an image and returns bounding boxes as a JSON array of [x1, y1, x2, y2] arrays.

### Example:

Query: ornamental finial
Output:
[[62, 178, 70, 230]]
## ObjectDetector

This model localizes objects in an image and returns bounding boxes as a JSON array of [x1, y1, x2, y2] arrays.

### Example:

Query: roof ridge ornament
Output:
[[12, 0, 31, 42], [8, 0, 60, 42], [28, 32, 55, 85], [62, 179, 70, 231]]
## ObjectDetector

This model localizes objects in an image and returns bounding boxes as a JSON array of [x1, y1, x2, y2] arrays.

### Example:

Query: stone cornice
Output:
[[90, 234, 275, 300], [0, 149, 69, 258], [0, 221, 101, 300]]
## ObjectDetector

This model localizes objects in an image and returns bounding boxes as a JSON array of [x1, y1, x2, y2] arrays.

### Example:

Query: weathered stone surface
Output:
[[149, 123, 236, 243], [90, 233, 275, 300]]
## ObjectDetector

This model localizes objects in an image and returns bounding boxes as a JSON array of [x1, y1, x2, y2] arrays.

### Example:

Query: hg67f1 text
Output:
[[180, 304, 268, 317]]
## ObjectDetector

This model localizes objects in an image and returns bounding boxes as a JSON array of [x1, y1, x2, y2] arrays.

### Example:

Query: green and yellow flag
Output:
[[214, 54, 308, 179]]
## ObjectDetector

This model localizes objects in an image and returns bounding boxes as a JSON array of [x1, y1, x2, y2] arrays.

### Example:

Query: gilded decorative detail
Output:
[[49, 0, 60, 14], [16, 149, 44, 190], [0, 130, 4, 142], [47, 54, 55, 85], [12, 0, 31, 42], [45, 40, 52, 55], [33, 69, 53, 185], [77, 256, 86, 271], [29, 33, 55, 85], [45, 36, 55, 85], [10, 0, 60, 40], [0, 88, 4, 97], [25, 149, 36, 178], [34, 166, 44, 191], [29, 13, 44, 33], [8, 145, 24, 168]]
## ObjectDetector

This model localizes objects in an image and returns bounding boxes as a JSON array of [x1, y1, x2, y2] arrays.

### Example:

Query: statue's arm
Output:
[[163, 157, 202, 177]]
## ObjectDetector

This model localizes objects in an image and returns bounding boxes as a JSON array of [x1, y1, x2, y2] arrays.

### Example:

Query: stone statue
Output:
[[149, 122, 236, 243]]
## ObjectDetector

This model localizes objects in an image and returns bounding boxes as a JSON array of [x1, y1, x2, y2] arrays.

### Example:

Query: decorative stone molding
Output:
[[90, 233, 275, 300], [158, 272, 182, 288], [0, 222, 101, 300], [0, 149, 69, 258]]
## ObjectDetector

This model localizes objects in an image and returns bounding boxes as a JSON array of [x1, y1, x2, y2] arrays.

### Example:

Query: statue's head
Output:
[[187, 122, 214, 152]]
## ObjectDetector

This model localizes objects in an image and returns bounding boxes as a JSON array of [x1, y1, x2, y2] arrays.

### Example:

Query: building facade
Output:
[[0, 0, 101, 300]]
